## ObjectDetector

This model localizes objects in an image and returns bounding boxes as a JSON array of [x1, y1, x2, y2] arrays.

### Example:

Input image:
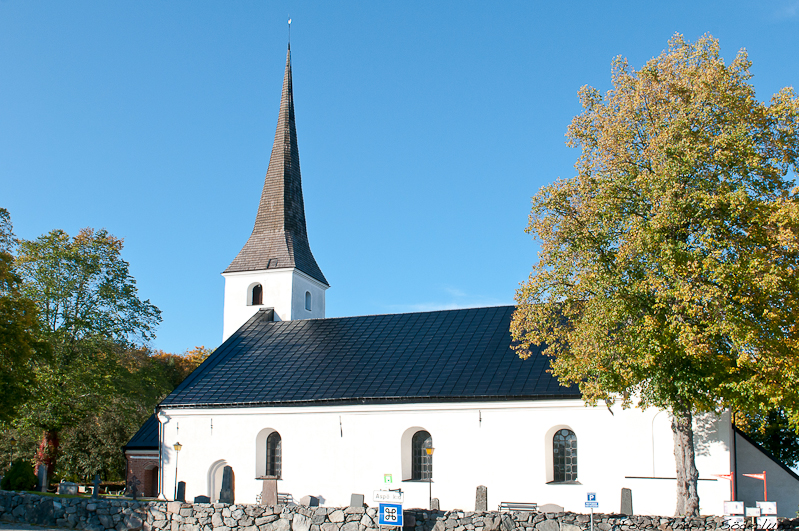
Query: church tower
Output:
[[222, 46, 329, 340]]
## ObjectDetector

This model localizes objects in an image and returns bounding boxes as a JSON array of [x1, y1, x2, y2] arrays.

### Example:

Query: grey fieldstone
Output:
[[125, 514, 144, 530], [257, 515, 280, 525], [273, 517, 291, 531], [330, 511, 346, 523], [342, 521, 360, 531], [294, 512, 313, 531], [322, 523, 340, 531], [212, 512, 224, 526], [535, 520, 559, 531], [562, 525, 581, 531]]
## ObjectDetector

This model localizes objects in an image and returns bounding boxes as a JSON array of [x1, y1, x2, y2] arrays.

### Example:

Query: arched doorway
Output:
[[208, 460, 229, 502]]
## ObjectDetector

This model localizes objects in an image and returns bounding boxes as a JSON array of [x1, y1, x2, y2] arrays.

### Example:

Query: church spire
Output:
[[225, 46, 328, 286]]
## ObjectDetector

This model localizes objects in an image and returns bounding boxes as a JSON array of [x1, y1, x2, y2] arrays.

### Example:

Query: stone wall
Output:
[[0, 490, 794, 531]]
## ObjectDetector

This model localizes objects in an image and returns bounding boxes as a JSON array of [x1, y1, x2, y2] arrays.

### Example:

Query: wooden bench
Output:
[[498, 502, 538, 512]]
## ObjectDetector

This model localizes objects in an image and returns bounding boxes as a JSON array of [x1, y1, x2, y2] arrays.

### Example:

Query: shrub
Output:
[[0, 460, 37, 491]]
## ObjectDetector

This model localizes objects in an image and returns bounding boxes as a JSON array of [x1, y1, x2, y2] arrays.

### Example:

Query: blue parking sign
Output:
[[379, 503, 403, 527]]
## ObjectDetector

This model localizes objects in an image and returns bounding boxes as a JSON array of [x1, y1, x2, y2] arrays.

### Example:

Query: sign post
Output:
[[742, 471, 767, 501], [585, 493, 598, 531]]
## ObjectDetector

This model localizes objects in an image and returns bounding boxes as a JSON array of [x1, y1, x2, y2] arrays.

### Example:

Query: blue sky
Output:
[[2, 1, 798, 354]]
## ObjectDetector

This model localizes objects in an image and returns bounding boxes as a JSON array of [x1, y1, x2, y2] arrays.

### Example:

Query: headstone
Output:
[[431, 498, 440, 511], [219, 466, 235, 504], [262, 479, 278, 505], [350, 493, 365, 508], [128, 474, 141, 500], [475, 485, 487, 511], [538, 504, 564, 513], [300, 495, 319, 507], [176, 481, 186, 502], [194, 495, 211, 503], [58, 481, 78, 496], [37, 464, 48, 492], [620, 488, 633, 516], [91, 475, 101, 499]]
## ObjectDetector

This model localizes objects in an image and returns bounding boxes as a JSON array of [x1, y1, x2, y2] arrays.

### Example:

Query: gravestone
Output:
[[37, 464, 48, 492], [475, 485, 487, 511], [128, 474, 141, 500], [538, 504, 564, 513], [350, 493, 365, 508], [261, 479, 278, 505], [620, 488, 633, 516], [194, 495, 211, 503], [91, 475, 101, 499], [176, 481, 186, 502], [431, 498, 440, 511], [300, 495, 319, 507], [219, 466, 235, 504], [58, 481, 78, 496]]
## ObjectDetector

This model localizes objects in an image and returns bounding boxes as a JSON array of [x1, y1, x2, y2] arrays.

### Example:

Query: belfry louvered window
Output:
[[266, 431, 282, 478], [411, 430, 433, 480], [553, 429, 577, 482]]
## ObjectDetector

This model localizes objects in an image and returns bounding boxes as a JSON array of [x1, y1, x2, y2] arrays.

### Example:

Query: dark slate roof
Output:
[[160, 306, 579, 409], [122, 414, 158, 451], [225, 46, 328, 286]]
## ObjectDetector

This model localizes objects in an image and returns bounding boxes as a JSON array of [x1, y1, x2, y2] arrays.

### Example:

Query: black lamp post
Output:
[[426, 447, 435, 510], [173, 442, 182, 500]]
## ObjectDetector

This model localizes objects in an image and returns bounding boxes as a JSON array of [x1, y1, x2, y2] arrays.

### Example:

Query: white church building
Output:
[[130, 46, 799, 517]]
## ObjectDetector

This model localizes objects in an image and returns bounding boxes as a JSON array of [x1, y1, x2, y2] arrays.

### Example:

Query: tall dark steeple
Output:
[[225, 46, 328, 286]]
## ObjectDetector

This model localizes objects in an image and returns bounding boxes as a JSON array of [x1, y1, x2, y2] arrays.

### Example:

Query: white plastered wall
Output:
[[222, 268, 328, 340], [734, 431, 799, 517], [159, 400, 736, 515]]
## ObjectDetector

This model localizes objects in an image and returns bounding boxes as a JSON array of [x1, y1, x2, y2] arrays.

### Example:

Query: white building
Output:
[[137, 46, 799, 517]]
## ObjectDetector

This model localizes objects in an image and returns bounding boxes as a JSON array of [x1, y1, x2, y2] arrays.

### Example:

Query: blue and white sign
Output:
[[379, 503, 403, 527], [585, 493, 598, 509]]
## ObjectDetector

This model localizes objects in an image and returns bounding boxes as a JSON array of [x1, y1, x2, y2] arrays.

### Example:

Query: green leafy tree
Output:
[[0, 209, 47, 423], [735, 409, 799, 469], [511, 35, 799, 516], [15, 228, 162, 476], [0, 459, 37, 491]]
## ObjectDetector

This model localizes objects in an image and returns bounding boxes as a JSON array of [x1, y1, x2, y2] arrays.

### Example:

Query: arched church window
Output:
[[266, 431, 282, 478], [411, 430, 432, 480], [553, 429, 577, 482], [305, 291, 311, 311], [251, 284, 263, 306]]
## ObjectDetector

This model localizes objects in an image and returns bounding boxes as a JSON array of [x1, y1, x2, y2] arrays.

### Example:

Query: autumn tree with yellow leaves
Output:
[[511, 35, 799, 516]]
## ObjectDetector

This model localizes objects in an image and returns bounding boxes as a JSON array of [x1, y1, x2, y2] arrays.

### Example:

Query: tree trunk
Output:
[[35, 430, 59, 479], [672, 408, 700, 516]]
